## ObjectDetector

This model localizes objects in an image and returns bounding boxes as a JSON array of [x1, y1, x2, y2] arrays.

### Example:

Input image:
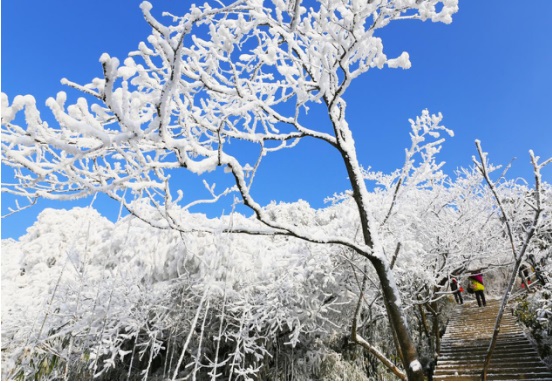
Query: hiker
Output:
[[535, 266, 547, 286], [450, 277, 463, 304], [519, 264, 531, 288], [468, 273, 486, 307]]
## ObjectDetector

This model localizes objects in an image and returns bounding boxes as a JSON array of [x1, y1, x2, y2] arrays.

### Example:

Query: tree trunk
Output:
[[351, 273, 407, 381], [331, 101, 425, 380], [372, 258, 426, 380], [418, 304, 430, 340], [427, 301, 441, 357], [481, 259, 521, 380]]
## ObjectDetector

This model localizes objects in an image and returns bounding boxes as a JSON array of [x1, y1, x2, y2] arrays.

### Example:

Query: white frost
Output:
[[410, 360, 422, 372]]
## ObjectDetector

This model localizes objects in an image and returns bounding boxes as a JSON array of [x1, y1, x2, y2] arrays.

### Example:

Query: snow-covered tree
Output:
[[2, 0, 461, 379]]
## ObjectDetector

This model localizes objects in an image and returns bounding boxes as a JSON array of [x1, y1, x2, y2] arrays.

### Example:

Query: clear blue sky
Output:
[[2, 1, 552, 240]]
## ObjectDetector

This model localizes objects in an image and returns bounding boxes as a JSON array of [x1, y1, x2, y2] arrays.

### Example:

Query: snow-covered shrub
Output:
[[513, 259, 552, 369], [1, 206, 358, 380], [3, 176, 547, 380]]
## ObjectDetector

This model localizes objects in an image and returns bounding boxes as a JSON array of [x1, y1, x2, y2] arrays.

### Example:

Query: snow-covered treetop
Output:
[[2, 0, 458, 241]]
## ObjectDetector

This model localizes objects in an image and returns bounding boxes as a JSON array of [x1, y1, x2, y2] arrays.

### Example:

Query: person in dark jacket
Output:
[[535, 266, 547, 286], [519, 264, 531, 288], [450, 277, 463, 304]]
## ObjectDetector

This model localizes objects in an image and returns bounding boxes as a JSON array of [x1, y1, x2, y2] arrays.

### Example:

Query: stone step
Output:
[[445, 328, 520, 332], [436, 354, 541, 363], [437, 350, 539, 359], [435, 364, 550, 372], [441, 334, 531, 347], [436, 365, 547, 373], [436, 356, 547, 365], [445, 325, 519, 330], [441, 335, 532, 350], [442, 332, 526, 339], [448, 315, 516, 320], [442, 333, 528, 340], [445, 322, 518, 327], [439, 345, 535, 353], [444, 322, 520, 328], [443, 329, 520, 336], [440, 342, 531, 350], [433, 371, 552, 381], [439, 342, 536, 351], [447, 316, 516, 321], [448, 314, 515, 320], [445, 324, 519, 329]]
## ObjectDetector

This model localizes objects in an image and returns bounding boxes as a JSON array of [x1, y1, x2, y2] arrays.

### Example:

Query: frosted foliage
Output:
[[4, 171, 550, 380], [1, 206, 356, 380], [512, 212, 552, 367]]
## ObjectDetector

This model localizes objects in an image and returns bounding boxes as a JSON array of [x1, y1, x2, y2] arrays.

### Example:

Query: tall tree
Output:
[[1, 0, 459, 379]]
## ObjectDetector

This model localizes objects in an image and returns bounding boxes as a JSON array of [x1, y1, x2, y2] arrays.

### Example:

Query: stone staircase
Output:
[[433, 299, 552, 381]]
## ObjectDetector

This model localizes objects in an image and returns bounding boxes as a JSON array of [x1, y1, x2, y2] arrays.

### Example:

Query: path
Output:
[[433, 299, 552, 381]]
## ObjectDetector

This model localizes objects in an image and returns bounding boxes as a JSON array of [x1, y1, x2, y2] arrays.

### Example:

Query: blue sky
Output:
[[2, 0, 552, 240]]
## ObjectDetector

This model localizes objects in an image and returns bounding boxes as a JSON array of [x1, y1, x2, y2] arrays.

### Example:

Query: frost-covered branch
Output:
[[474, 141, 550, 380]]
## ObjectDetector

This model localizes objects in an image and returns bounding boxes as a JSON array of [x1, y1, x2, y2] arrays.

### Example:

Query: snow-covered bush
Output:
[[513, 255, 552, 369], [1, 206, 358, 380], [3, 176, 548, 380]]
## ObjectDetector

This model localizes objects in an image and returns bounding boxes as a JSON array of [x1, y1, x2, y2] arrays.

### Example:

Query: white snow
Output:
[[387, 52, 412, 69], [410, 359, 422, 372]]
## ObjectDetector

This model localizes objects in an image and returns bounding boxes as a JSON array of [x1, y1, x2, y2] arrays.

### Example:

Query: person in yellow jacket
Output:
[[469, 273, 486, 307]]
